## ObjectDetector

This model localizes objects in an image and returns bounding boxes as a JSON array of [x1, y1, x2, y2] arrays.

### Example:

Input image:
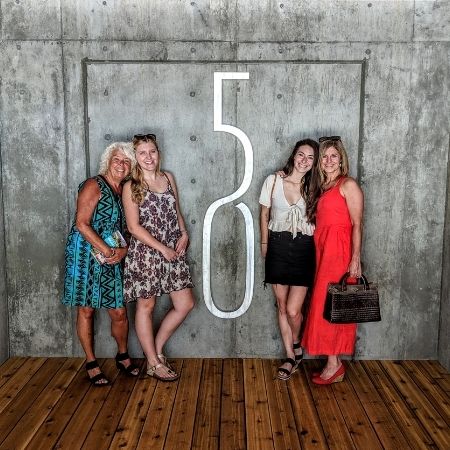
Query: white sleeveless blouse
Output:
[[259, 174, 314, 237]]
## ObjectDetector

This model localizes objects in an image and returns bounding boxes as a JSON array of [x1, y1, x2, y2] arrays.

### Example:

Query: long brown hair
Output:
[[281, 139, 321, 223], [130, 134, 161, 205]]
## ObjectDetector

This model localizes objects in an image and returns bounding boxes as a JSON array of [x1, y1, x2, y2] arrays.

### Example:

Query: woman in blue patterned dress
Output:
[[62, 142, 139, 385], [123, 134, 195, 382]]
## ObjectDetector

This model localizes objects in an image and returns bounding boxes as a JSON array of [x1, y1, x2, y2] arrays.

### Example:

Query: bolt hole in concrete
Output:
[[16, 45, 21, 50], [104, 134, 111, 140], [190, 91, 196, 97], [191, 179, 196, 184], [190, 135, 197, 141], [190, 47, 196, 53], [365, 49, 371, 55], [277, 94, 282, 99], [191, 220, 196, 224]]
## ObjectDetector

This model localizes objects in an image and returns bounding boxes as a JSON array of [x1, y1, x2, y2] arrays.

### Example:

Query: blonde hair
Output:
[[318, 139, 349, 189], [99, 142, 135, 175], [131, 135, 161, 204]]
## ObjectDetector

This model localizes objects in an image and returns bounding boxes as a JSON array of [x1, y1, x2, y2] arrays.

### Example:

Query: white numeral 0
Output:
[[202, 72, 255, 319]]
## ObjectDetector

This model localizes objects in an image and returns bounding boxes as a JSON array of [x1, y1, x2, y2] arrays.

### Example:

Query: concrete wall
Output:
[[0, 0, 448, 360]]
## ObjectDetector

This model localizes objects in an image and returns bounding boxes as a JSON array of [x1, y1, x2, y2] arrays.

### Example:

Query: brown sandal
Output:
[[157, 353, 174, 371]]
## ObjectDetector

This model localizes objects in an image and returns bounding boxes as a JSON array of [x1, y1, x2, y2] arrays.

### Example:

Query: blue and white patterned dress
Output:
[[62, 175, 125, 309]]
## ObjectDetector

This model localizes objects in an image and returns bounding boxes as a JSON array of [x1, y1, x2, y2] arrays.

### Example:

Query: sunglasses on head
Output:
[[319, 135, 341, 143], [133, 133, 156, 140]]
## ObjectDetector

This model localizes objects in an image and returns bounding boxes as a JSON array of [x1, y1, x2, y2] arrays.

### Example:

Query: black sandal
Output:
[[277, 358, 297, 380], [86, 360, 110, 387], [115, 352, 140, 376], [293, 341, 304, 365]]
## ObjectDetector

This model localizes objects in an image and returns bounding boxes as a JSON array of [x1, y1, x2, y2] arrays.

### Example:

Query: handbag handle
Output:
[[338, 272, 369, 291]]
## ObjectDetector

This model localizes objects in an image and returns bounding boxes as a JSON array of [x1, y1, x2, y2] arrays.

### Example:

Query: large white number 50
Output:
[[202, 72, 254, 319]]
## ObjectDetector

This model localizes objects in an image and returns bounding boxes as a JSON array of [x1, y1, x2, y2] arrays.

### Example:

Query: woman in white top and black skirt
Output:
[[259, 139, 320, 380]]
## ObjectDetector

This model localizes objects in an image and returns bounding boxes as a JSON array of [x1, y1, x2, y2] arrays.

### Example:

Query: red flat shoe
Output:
[[312, 363, 345, 385]]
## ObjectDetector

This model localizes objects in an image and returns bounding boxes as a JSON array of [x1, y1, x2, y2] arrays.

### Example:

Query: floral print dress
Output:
[[124, 175, 193, 301]]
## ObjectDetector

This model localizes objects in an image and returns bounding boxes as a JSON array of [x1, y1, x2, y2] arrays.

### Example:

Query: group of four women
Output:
[[62, 133, 363, 386]]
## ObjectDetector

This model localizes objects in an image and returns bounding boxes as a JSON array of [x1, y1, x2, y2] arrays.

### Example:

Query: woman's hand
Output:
[[105, 247, 128, 265], [161, 246, 178, 262], [348, 256, 362, 278], [175, 233, 189, 256], [261, 243, 268, 258]]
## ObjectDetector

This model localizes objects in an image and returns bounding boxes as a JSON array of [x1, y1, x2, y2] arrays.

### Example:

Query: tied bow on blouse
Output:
[[288, 205, 304, 239]]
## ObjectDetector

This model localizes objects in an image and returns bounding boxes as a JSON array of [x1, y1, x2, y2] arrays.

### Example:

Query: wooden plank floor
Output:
[[0, 358, 448, 449]]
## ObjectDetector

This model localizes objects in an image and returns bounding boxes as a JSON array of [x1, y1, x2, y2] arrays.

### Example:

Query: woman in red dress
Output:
[[301, 137, 364, 384]]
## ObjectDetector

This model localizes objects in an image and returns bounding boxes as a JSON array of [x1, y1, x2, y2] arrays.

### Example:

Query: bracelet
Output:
[[261, 242, 268, 244], [180, 230, 188, 234], [107, 248, 116, 258]]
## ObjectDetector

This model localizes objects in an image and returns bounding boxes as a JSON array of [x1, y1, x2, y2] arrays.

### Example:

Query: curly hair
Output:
[[130, 134, 161, 204], [98, 142, 135, 175]]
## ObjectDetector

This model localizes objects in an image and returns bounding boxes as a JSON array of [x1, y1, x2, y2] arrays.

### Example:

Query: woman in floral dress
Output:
[[123, 134, 194, 381]]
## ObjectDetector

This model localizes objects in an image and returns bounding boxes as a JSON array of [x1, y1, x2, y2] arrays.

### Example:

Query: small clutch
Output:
[[91, 230, 127, 264]]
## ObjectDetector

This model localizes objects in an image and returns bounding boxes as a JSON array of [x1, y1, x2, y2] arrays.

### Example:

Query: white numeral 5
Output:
[[203, 72, 255, 319]]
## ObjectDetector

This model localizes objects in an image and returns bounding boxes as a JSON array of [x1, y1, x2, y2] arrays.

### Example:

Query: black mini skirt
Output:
[[264, 231, 315, 287]]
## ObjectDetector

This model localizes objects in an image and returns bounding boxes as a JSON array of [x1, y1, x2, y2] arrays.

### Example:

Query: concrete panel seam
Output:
[[84, 59, 365, 65], [357, 59, 368, 183], [60, 13, 71, 233], [0, 75, 10, 359], [82, 58, 90, 178], [5, 38, 450, 44], [438, 133, 450, 358]]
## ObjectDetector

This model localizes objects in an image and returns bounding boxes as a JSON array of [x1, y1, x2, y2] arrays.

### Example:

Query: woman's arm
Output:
[[260, 205, 270, 258], [341, 178, 364, 278], [165, 172, 189, 255], [75, 179, 124, 264], [122, 180, 177, 261]]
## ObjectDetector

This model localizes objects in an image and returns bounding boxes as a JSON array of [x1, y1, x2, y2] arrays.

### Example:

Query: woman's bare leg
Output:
[[77, 306, 107, 383], [135, 297, 178, 379], [273, 284, 296, 375], [154, 288, 195, 355], [107, 307, 138, 374], [285, 285, 308, 356]]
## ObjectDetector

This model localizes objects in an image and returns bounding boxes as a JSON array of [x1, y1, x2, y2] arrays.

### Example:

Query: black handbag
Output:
[[324, 273, 381, 324]]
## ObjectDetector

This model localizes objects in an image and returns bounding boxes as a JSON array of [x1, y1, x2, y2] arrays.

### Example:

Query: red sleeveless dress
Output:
[[302, 177, 357, 355]]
